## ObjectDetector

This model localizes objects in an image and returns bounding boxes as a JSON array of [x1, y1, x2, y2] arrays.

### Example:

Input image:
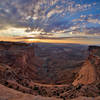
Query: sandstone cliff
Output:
[[73, 46, 100, 86], [0, 41, 43, 86]]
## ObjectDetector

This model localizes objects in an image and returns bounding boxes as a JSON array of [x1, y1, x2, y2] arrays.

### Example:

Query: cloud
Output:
[[87, 18, 100, 24], [0, 0, 100, 38], [83, 27, 100, 35]]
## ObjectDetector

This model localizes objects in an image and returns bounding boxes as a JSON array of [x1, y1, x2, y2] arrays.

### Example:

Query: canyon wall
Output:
[[0, 42, 43, 85], [73, 46, 100, 86]]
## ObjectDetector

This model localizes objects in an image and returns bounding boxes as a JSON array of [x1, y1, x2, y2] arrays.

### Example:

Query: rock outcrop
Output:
[[72, 60, 97, 86], [73, 46, 100, 86], [0, 41, 43, 86], [1, 83, 100, 100], [71, 96, 100, 100], [0, 84, 62, 100]]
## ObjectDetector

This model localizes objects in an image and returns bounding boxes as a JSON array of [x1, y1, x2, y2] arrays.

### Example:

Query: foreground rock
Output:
[[0, 84, 62, 100], [0, 84, 100, 100], [71, 96, 100, 100]]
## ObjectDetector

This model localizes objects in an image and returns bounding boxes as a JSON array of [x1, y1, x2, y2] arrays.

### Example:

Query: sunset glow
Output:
[[0, 0, 100, 45]]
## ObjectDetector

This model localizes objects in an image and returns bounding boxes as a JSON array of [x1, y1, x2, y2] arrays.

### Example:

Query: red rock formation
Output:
[[73, 46, 100, 86], [0, 41, 43, 85], [72, 60, 97, 86], [0, 42, 100, 100]]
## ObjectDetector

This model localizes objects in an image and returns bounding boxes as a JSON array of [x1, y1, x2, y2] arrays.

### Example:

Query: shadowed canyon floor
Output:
[[0, 41, 100, 100]]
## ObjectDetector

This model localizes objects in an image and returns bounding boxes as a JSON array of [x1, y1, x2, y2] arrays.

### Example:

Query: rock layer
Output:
[[73, 46, 100, 86], [0, 41, 43, 85]]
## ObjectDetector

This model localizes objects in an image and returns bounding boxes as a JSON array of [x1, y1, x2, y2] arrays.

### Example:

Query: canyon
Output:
[[0, 41, 100, 100]]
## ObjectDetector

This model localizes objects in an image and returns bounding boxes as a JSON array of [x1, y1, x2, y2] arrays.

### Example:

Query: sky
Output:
[[0, 0, 100, 45]]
